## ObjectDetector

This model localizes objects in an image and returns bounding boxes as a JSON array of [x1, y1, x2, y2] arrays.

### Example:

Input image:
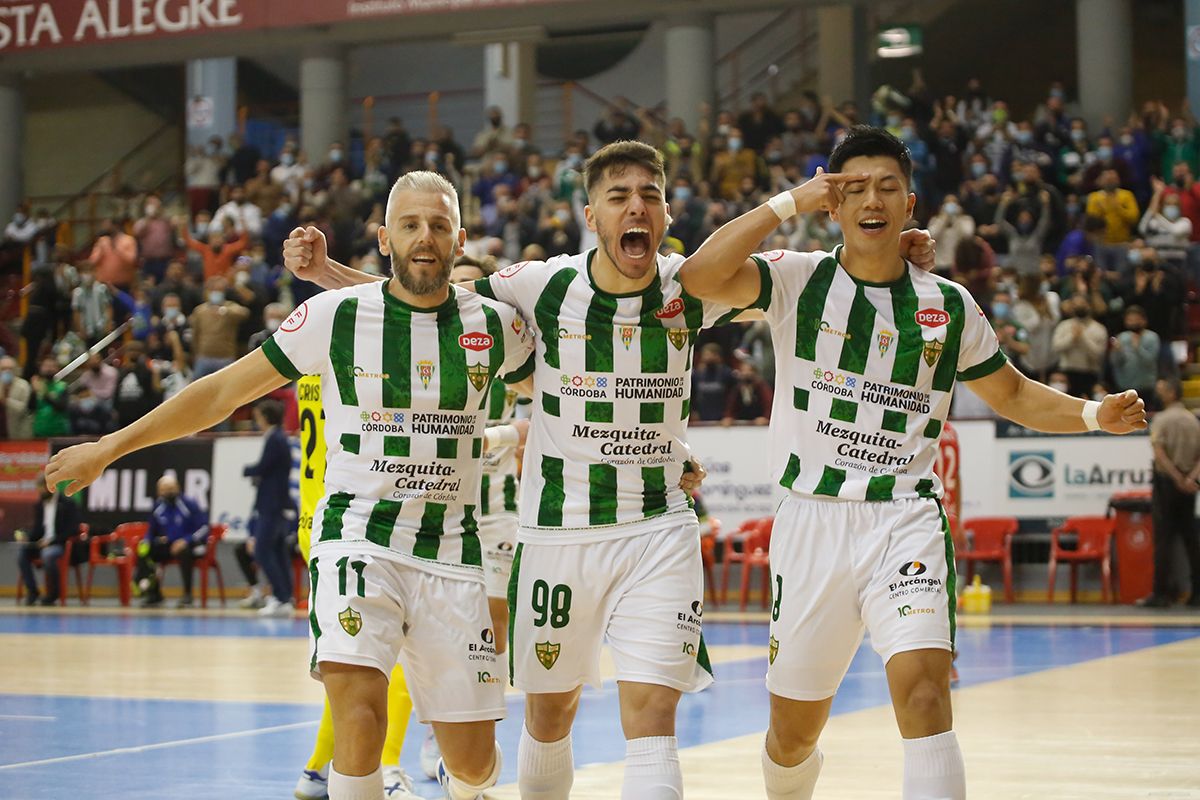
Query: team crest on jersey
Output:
[[512, 316, 524, 335], [768, 635, 779, 665], [877, 329, 895, 357], [666, 328, 689, 351], [923, 339, 943, 367], [416, 360, 435, 389], [338, 606, 363, 637], [620, 325, 636, 349], [536, 641, 561, 670], [467, 363, 490, 392]]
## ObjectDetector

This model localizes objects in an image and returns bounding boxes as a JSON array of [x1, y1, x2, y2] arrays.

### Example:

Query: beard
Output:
[[389, 242, 454, 295]]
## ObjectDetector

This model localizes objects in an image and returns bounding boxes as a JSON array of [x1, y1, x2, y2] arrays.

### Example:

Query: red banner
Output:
[[0, 440, 49, 537], [0, 0, 568, 53]]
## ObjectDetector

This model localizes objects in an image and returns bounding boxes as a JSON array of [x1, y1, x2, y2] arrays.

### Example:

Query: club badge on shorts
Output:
[[535, 640, 561, 670], [338, 606, 363, 637], [768, 635, 779, 665]]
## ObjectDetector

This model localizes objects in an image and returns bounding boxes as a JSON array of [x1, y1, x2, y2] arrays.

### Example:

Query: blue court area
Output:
[[3, 614, 1198, 799]]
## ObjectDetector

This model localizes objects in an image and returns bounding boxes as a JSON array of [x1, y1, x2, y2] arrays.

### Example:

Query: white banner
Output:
[[210, 436, 262, 541], [686, 421, 1154, 530]]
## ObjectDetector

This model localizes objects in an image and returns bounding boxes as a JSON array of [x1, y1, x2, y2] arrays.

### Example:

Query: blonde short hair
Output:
[[385, 171, 461, 231]]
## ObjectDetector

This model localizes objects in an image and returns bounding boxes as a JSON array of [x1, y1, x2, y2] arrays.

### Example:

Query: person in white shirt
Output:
[[1140, 176, 1193, 262], [211, 185, 264, 238]]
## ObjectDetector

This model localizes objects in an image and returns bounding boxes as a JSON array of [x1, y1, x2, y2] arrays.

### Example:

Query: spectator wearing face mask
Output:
[[1051, 296, 1108, 397], [133, 195, 176, 284], [71, 263, 112, 345], [4, 202, 39, 245], [1124, 245, 1182, 341], [1108, 305, 1161, 410], [710, 128, 764, 201], [988, 288, 1031, 373], [76, 352, 118, 412], [535, 202, 581, 259], [113, 341, 162, 429], [1079, 135, 1134, 194], [1085, 169, 1139, 244], [472, 106, 514, 157], [0, 356, 33, 440], [1153, 113, 1199, 180], [1057, 119, 1092, 190], [1141, 176, 1193, 262], [248, 302, 288, 352], [994, 189, 1052, 275], [927, 195, 975, 272], [189, 275, 249, 381], [1010, 274, 1061, 382], [691, 343, 735, 423], [473, 152, 519, 214], [737, 92, 784, 154], [270, 146, 306, 201], [180, 217, 248, 280], [154, 263, 200, 315]]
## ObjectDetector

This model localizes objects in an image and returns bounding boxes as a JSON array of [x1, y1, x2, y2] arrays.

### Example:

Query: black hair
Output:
[[828, 125, 913, 186], [256, 398, 284, 426]]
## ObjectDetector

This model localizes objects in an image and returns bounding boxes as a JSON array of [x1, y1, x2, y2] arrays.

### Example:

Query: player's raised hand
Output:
[[1097, 389, 1147, 433], [44, 440, 116, 497], [790, 167, 870, 215], [900, 228, 937, 272], [283, 226, 329, 283]]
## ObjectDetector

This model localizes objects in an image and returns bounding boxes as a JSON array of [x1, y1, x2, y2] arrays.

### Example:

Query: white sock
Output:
[[621, 736, 682, 800], [447, 742, 502, 800], [518, 725, 574, 799], [761, 744, 822, 800], [328, 766, 383, 800], [902, 731, 966, 800]]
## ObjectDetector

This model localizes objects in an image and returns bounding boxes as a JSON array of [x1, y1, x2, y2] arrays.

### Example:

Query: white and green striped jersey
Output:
[[261, 280, 535, 578], [479, 380, 520, 519], [758, 246, 1005, 502], [474, 250, 765, 543]]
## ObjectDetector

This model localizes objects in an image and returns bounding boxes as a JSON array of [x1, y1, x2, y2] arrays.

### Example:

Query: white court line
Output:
[[0, 720, 318, 771], [0, 714, 55, 721]]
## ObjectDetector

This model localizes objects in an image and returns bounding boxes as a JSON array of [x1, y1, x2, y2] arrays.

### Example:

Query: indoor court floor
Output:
[[2, 606, 1199, 799]]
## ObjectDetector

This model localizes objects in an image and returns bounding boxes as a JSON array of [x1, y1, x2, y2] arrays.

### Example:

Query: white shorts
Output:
[[307, 546, 506, 724], [508, 522, 713, 694], [766, 494, 956, 702], [478, 515, 517, 599]]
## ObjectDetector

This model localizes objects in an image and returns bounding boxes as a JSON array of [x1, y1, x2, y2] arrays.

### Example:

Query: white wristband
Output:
[[483, 424, 521, 451], [767, 191, 797, 222], [1082, 400, 1101, 432]]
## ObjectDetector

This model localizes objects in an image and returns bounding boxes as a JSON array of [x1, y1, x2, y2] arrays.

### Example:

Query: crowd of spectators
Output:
[[3, 71, 1199, 438]]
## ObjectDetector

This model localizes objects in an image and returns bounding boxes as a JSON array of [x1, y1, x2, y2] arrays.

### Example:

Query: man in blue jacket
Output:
[[136, 475, 208, 607], [245, 398, 295, 617]]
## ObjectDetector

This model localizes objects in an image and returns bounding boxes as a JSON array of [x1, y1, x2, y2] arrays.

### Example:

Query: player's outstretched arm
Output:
[[679, 169, 869, 309], [283, 226, 383, 290], [45, 350, 291, 496], [965, 361, 1146, 434]]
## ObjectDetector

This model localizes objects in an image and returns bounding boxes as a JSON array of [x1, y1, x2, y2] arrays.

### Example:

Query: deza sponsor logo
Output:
[[1008, 450, 1152, 500], [915, 308, 950, 328], [459, 332, 493, 351]]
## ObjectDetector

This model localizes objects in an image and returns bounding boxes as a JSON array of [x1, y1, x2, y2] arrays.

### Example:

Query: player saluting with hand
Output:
[[678, 126, 1146, 800]]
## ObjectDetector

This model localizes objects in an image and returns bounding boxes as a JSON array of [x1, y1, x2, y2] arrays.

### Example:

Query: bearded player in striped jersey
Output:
[[679, 126, 1147, 800], [45, 172, 536, 800], [283, 140, 935, 799]]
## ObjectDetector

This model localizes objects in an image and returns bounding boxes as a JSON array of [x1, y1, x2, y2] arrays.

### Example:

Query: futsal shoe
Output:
[[293, 766, 328, 800], [383, 765, 419, 797], [436, 759, 483, 800], [259, 595, 293, 617], [1136, 594, 1172, 609], [420, 728, 441, 778]]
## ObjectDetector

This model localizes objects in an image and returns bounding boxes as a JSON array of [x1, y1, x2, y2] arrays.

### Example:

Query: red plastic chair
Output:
[[1047, 516, 1115, 603], [738, 517, 774, 611], [699, 517, 721, 609], [720, 517, 766, 605], [156, 523, 228, 607], [960, 517, 1018, 603], [85, 522, 148, 606], [16, 524, 88, 606]]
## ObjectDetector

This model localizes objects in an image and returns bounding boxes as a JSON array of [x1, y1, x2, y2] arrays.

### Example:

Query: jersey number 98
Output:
[[531, 579, 572, 628]]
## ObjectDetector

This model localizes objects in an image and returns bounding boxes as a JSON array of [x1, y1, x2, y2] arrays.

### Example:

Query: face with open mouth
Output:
[[830, 155, 916, 254], [586, 164, 667, 284], [378, 189, 464, 297]]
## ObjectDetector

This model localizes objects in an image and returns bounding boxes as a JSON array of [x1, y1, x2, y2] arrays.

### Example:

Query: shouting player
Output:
[[678, 126, 1146, 799], [46, 172, 535, 800], [283, 140, 936, 799]]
